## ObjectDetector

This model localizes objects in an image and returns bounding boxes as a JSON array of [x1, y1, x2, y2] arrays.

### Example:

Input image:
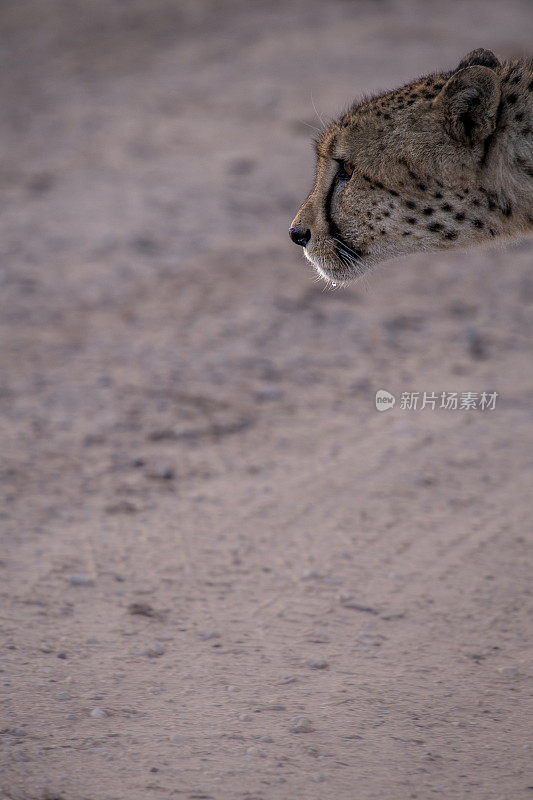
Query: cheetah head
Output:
[[290, 49, 506, 283]]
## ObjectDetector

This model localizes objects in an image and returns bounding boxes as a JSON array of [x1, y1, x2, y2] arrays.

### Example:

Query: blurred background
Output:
[[1, 1, 532, 798]]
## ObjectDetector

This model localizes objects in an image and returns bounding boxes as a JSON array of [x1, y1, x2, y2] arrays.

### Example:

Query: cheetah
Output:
[[289, 49, 533, 283]]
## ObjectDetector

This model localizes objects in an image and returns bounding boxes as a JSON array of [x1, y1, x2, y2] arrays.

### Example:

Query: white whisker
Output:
[[310, 91, 327, 131], [297, 119, 323, 134], [332, 236, 363, 263]]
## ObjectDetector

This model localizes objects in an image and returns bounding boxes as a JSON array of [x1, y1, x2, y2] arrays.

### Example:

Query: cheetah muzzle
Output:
[[290, 49, 533, 283]]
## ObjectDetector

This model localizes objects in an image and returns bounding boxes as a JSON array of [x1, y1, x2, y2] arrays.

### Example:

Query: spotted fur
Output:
[[290, 50, 533, 283]]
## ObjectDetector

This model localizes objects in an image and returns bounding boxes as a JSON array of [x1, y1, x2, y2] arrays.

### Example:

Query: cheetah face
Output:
[[290, 50, 505, 283]]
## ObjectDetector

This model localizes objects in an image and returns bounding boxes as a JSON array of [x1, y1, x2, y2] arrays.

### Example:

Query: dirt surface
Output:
[[1, 1, 532, 798]]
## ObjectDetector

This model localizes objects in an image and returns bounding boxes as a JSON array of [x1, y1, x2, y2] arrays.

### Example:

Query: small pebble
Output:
[[69, 574, 94, 587], [258, 735, 273, 743], [90, 708, 107, 719], [142, 641, 165, 658], [197, 629, 220, 641], [339, 595, 379, 614], [105, 500, 137, 514], [305, 633, 330, 643], [239, 714, 252, 722], [498, 666, 518, 676], [306, 659, 329, 670], [289, 716, 315, 733], [277, 676, 298, 685], [148, 464, 175, 480], [57, 691, 71, 700], [128, 602, 156, 617], [313, 772, 325, 783]]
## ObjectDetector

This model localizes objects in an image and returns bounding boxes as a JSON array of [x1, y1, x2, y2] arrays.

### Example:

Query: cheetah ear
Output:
[[456, 48, 501, 72], [434, 65, 501, 146]]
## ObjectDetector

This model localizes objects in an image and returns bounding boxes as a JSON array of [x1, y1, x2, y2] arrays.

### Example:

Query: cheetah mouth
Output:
[[304, 238, 368, 283]]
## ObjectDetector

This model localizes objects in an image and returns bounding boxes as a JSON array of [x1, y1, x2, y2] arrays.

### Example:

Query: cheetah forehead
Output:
[[316, 71, 454, 164], [348, 71, 452, 118]]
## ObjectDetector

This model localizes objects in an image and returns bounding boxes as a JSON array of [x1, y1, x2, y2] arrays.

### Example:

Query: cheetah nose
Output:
[[289, 225, 311, 247]]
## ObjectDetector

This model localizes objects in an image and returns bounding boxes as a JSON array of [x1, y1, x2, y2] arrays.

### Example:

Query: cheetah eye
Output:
[[336, 160, 355, 180]]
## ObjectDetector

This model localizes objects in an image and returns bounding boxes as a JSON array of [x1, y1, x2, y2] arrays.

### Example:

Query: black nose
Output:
[[289, 225, 311, 247]]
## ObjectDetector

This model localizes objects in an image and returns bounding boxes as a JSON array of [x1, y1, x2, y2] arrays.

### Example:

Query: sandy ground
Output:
[[1, 1, 532, 798]]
